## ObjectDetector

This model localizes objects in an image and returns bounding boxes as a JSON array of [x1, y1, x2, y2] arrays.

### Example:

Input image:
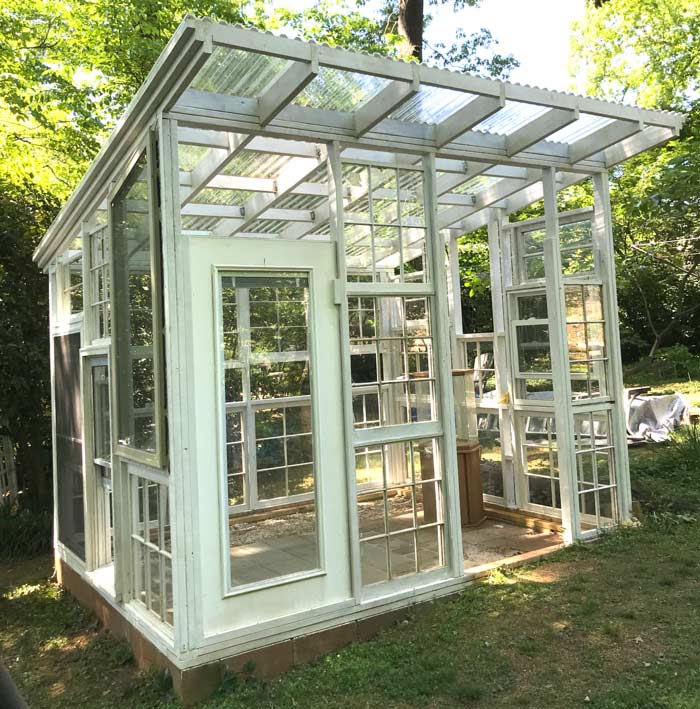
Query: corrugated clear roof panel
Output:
[[451, 174, 500, 195], [192, 187, 252, 206], [545, 113, 614, 144], [221, 151, 292, 179], [473, 101, 549, 135], [191, 46, 290, 97], [294, 67, 390, 111], [390, 85, 478, 124], [274, 193, 327, 211]]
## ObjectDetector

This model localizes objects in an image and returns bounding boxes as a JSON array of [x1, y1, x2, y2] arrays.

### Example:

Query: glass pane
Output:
[[92, 364, 111, 462], [220, 274, 319, 588], [516, 324, 551, 372], [54, 333, 85, 560], [112, 150, 160, 454]]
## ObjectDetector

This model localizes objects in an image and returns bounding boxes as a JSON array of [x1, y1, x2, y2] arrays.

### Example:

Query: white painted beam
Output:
[[569, 119, 643, 164], [227, 150, 326, 234], [181, 132, 252, 205], [603, 125, 678, 168], [354, 67, 420, 137], [435, 94, 504, 148], [258, 47, 319, 126], [505, 107, 579, 157]]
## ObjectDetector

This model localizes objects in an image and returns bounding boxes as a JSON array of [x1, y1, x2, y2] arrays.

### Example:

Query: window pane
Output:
[[54, 333, 85, 560], [219, 274, 319, 588], [112, 150, 161, 455]]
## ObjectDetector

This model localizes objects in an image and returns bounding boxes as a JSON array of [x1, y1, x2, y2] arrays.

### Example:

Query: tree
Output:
[[0, 179, 59, 504], [570, 0, 700, 357]]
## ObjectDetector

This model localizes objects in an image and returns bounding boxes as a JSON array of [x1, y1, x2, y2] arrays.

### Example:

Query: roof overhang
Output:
[[34, 16, 685, 269]]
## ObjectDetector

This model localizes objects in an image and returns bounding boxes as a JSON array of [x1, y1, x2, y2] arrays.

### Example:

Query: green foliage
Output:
[[571, 0, 700, 110], [0, 178, 58, 500], [630, 424, 700, 516], [570, 0, 700, 359], [0, 494, 52, 559]]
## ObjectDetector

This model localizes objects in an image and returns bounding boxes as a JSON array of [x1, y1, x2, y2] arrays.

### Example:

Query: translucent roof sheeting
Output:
[[34, 17, 685, 268]]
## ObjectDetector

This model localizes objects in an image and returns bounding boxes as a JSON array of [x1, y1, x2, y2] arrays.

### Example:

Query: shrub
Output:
[[0, 493, 52, 560]]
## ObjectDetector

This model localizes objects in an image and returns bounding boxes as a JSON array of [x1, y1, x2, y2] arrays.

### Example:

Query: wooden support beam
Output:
[[505, 107, 578, 157], [437, 170, 541, 229], [603, 125, 677, 168], [354, 67, 420, 137], [281, 202, 330, 240], [435, 94, 504, 148], [568, 119, 643, 164], [258, 47, 319, 126], [222, 149, 326, 235], [181, 132, 252, 205]]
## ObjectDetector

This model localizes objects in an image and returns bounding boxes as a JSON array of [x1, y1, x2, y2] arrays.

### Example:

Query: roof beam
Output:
[[603, 125, 678, 168], [281, 203, 330, 240], [435, 93, 505, 148], [258, 47, 319, 126], [569, 119, 643, 164], [229, 149, 326, 235], [354, 67, 420, 137], [506, 107, 579, 157], [437, 169, 541, 229], [181, 132, 252, 205]]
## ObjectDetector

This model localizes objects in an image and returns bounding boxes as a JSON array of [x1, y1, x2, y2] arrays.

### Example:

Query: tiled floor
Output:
[[229, 512, 562, 586]]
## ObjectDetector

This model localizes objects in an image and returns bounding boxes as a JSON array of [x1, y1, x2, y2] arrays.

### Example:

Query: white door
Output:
[[187, 237, 351, 635]]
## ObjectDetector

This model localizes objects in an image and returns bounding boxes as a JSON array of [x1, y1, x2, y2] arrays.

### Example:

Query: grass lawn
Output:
[[2, 377, 700, 708]]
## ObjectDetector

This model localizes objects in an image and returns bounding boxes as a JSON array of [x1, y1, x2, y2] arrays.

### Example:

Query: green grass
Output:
[[1, 375, 700, 708]]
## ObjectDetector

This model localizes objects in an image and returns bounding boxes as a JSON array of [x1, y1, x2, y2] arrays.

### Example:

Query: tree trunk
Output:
[[648, 334, 663, 360], [398, 0, 424, 61]]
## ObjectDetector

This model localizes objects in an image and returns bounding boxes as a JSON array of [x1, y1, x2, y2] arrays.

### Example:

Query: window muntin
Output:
[[131, 475, 173, 626], [574, 410, 617, 530], [87, 226, 111, 341], [348, 295, 436, 429], [219, 273, 319, 589], [342, 163, 427, 284], [111, 145, 164, 461], [356, 438, 445, 585]]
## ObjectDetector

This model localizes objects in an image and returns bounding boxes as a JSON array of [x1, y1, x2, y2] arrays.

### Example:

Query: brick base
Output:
[[55, 556, 436, 704]]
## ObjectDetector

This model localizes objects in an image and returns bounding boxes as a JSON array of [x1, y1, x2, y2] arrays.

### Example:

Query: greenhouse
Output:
[[34, 16, 684, 701]]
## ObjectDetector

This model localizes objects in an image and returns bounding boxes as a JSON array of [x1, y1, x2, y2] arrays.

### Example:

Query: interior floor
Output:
[[228, 510, 563, 586], [463, 519, 562, 571]]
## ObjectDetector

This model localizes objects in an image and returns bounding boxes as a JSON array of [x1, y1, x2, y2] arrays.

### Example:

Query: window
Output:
[[61, 238, 83, 316], [519, 413, 561, 510], [566, 284, 607, 398], [218, 272, 319, 589], [92, 363, 114, 567], [348, 296, 436, 429], [131, 475, 173, 626], [87, 226, 111, 340], [511, 286, 608, 402], [111, 142, 164, 463], [356, 438, 444, 585], [54, 332, 85, 559], [574, 410, 617, 531], [343, 163, 427, 283], [342, 158, 448, 588], [518, 218, 594, 282]]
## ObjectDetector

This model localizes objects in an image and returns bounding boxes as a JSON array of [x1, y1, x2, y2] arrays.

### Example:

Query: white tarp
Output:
[[627, 393, 690, 443]]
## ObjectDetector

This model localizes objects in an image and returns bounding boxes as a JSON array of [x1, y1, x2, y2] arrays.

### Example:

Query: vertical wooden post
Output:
[[541, 168, 580, 542], [487, 208, 517, 508], [424, 153, 464, 577], [593, 172, 633, 521]]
